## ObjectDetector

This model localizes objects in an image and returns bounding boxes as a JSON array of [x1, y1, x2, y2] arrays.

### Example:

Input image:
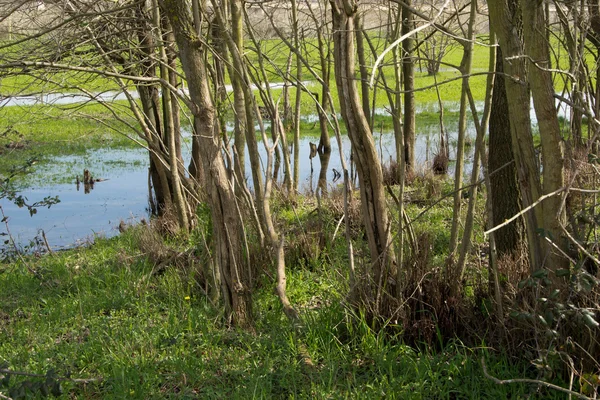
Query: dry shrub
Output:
[[382, 159, 399, 186], [285, 214, 327, 268], [497, 248, 530, 298], [120, 215, 204, 284], [152, 207, 181, 237], [475, 243, 600, 382], [432, 151, 448, 175], [399, 233, 464, 347], [135, 225, 174, 268], [408, 170, 443, 201], [347, 233, 469, 347], [382, 159, 418, 187], [323, 185, 363, 238]]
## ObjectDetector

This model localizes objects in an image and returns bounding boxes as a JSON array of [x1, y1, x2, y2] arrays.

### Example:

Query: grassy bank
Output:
[[0, 212, 561, 399], [0, 31, 580, 399]]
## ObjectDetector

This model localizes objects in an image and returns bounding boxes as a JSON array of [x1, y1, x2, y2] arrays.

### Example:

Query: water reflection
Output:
[[1, 114, 477, 251]]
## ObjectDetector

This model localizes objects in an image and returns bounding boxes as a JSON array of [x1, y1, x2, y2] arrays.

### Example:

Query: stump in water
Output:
[[83, 169, 92, 184], [309, 142, 318, 159], [76, 169, 108, 193]]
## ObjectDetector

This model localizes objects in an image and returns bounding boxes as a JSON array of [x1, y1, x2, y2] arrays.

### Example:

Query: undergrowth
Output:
[[0, 211, 565, 399]]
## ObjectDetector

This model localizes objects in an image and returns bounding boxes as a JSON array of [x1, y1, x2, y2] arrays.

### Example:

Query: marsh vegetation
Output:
[[0, 0, 599, 398]]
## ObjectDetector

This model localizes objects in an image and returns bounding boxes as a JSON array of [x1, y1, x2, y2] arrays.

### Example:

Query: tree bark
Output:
[[489, 45, 523, 258], [401, 1, 415, 175], [331, 0, 395, 307], [521, 0, 568, 270], [488, 0, 544, 270], [161, 0, 253, 329]]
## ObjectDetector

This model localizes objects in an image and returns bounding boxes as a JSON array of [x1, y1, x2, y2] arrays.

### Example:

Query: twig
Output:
[[0, 205, 35, 274], [370, 0, 452, 87], [0, 369, 102, 384], [544, 236, 577, 265], [331, 214, 345, 244], [561, 225, 600, 266], [40, 229, 53, 255], [484, 188, 566, 237], [386, 185, 418, 254], [0, 392, 13, 400], [480, 357, 591, 399]]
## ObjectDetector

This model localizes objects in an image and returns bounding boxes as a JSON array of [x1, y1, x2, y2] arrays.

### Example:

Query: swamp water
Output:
[[1, 105, 479, 252]]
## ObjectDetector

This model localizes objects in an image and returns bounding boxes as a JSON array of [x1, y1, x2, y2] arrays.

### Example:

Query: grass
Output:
[[0, 224, 564, 399], [0, 101, 142, 181], [0, 28, 589, 399]]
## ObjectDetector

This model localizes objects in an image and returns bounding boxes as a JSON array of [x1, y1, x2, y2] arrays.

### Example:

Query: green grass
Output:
[[0, 226, 563, 399], [0, 101, 142, 178]]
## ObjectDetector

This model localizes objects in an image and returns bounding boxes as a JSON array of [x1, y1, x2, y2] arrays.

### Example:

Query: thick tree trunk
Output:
[[161, 0, 253, 329], [489, 46, 523, 258], [521, 0, 568, 270], [488, 0, 544, 270]]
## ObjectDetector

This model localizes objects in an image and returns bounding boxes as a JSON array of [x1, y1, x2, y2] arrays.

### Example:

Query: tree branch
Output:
[[484, 188, 567, 237], [481, 357, 591, 399]]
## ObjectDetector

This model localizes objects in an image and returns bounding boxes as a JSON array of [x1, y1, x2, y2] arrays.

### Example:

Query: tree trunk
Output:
[[356, 13, 371, 127], [161, 0, 253, 329], [449, 0, 476, 256], [331, 0, 395, 309], [488, 0, 544, 271], [521, 0, 568, 270], [154, 0, 188, 231], [228, 0, 247, 190], [401, 1, 415, 175], [489, 45, 523, 258]]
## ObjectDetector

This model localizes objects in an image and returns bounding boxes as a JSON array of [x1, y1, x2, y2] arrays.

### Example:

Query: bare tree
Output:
[[331, 0, 396, 313], [160, 0, 254, 329]]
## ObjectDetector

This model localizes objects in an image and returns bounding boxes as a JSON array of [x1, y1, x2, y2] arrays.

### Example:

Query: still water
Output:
[[0, 111, 476, 252]]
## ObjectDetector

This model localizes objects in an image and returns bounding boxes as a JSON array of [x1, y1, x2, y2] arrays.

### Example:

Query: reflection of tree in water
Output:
[[317, 147, 331, 198], [307, 141, 331, 197]]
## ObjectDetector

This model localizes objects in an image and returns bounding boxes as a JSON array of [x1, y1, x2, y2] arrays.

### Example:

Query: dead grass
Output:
[[432, 151, 449, 175]]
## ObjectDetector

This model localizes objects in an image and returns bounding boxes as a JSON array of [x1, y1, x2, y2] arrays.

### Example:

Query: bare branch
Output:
[[481, 358, 592, 399], [370, 0, 452, 87], [484, 188, 567, 237]]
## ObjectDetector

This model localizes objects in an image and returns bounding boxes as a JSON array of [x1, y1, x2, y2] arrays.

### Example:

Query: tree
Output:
[[487, 0, 545, 271], [331, 0, 396, 312], [160, 0, 254, 329], [488, 45, 523, 258]]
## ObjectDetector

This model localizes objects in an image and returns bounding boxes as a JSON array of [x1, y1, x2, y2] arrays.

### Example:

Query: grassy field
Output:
[[0, 31, 583, 399], [0, 208, 564, 399]]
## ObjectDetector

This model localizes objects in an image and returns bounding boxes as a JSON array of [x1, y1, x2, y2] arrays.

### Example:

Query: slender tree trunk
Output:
[[455, 45, 495, 285], [449, 0, 476, 256], [154, 0, 188, 231], [161, 0, 253, 329], [228, 0, 247, 189], [331, 0, 395, 309], [401, 1, 415, 176], [212, 0, 270, 243], [356, 13, 371, 127]]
